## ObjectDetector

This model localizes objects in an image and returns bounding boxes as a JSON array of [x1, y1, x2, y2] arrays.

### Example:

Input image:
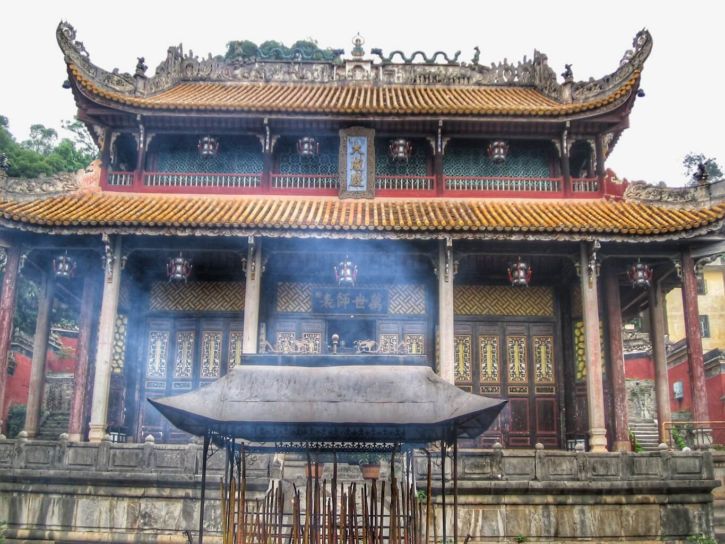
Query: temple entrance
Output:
[[140, 316, 243, 442], [454, 320, 560, 448]]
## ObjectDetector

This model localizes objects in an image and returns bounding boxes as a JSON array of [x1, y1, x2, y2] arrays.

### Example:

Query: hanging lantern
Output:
[[487, 140, 509, 164], [197, 136, 219, 158], [334, 255, 358, 287], [507, 257, 532, 287], [167, 252, 192, 282], [52, 251, 76, 279], [627, 259, 652, 289], [389, 139, 413, 162], [297, 137, 320, 157]]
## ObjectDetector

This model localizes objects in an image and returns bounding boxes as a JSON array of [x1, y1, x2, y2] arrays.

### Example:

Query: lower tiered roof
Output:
[[0, 192, 722, 240]]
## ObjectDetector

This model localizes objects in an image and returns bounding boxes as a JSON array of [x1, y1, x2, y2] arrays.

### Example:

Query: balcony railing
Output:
[[375, 175, 435, 191], [143, 172, 261, 189], [103, 171, 608, 198], [107, 171, 134, 186], [271, 174, 339, 190], [571, 177, 600, 193], [444, 176, 562, 193]]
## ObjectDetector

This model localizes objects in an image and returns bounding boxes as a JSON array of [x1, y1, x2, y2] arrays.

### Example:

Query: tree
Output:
[[22, 124, 58, 155], [0, 115, 97, 178], [683, 153, 723, 184]]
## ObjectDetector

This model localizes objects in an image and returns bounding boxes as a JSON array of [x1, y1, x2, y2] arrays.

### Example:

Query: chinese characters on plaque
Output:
[[311, 287, 388, 314], [339, 127, 375, 199]]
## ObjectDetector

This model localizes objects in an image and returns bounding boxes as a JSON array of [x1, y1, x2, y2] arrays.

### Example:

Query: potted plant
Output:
[[357, 452, 383, 480]]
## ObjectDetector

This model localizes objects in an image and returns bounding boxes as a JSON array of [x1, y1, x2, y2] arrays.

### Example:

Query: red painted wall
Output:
[[625, 355, 655, 381], [669, 359, 725, 445], [2, 352, 31, 420]]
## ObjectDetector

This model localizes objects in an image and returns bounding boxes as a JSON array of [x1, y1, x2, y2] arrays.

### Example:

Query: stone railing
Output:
[[0, 439, 719, 543]]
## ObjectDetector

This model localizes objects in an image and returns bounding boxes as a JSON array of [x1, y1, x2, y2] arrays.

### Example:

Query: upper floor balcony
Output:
[[102, 134, 622, 199]]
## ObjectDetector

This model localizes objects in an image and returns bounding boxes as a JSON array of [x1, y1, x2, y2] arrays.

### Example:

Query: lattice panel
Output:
[[375, 139, 428, 176], [276, 283, 313, 313], [454, 286, 553, 317], [403, 334, 425, 355], [276, 332, 296, 353], [277, 137, 339, 175], [302, 333, 322, 354], [379, 334, 400, 354], [146, 331, 169, 378], [571, 286, 582, 319], [228, 331, 243, 370], [111, 314, 128, 375], [174, 331, 195, 378], [150, 282, 245, 312], [533, 336, 554, 383], [389, 284, 426, 315], [154, 138, 263, 173], [454, 335, 472, 383], [201, 331, 222, 379], [443, 140, 551, 177], [479, 335, 500, 384], [119, 277, 132, 310], [507, 336, 528, 383]]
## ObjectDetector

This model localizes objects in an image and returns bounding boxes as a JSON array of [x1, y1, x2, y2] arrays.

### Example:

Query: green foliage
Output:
[[12, 275, 39, 338], [687, 534, 716, 544], [514, 535, 528, 543], [683, 152, 723, 183], [672, 427, 688, 450], [224, 38, 338, 62], [0, 116, 97, 178], [628, 429, 644, 453], [6, 404, 26, 438], [416, 490, 427, 503]]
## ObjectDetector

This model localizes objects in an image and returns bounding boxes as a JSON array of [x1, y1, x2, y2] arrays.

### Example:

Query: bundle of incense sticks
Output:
[[219, 452, 435, 544]]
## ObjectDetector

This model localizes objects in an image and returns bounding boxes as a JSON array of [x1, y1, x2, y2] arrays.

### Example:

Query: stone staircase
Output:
[[629, 419, 661, 451], [36, 411, 70, 440]]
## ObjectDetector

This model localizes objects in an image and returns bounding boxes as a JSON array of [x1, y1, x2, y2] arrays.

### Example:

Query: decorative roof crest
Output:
[[57, 22, 652, 105]]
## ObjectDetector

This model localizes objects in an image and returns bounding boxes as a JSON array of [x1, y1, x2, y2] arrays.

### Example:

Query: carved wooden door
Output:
[[454, 321, 559, 448], [140, 316, 243, 442]]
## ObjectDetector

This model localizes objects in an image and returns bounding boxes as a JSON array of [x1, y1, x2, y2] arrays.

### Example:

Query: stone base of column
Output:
[[23, 429, 37, 440], [613, 440, 632, 452], [67, 433, 82, 442], [589, 428, 608, 452], [88, 425, 106, 443]]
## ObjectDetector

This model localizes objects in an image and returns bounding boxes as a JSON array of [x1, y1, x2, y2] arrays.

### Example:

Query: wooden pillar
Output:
[[68, 273, 99, 441], [579, 242, 607, 451], [23, 275, 55, 438], [594, 134, 605, 181], [560, 130, 571, 196], [681, 250, 710, 424], [261, 152, 273, 192], [88, 237, 123, 442], [242, 238, 262, 354], [0, 246, 21, 433], [648, 280, 671, 443], [604, 268, 630, 451], [438, 239, 455, 383]]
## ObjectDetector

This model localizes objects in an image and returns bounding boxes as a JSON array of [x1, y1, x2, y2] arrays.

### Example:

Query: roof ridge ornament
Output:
[[57, 22, 651, 104]]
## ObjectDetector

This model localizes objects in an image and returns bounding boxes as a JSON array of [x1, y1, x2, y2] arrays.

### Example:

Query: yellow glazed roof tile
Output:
[[68, 65, 640, 117], [0, 193, 723, 237]]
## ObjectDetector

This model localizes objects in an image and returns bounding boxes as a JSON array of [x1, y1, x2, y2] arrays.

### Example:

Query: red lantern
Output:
[[627, 260, 652, 289]]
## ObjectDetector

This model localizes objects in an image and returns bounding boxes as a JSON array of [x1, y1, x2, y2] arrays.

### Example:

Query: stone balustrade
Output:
[[0, 439, 719, 543]]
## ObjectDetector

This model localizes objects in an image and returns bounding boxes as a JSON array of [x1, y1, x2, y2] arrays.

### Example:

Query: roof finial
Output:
[[351, 33, 365, 59]]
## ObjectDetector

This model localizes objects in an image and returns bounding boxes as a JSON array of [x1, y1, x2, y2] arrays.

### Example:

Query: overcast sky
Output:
[[2, 1, 723, 186]]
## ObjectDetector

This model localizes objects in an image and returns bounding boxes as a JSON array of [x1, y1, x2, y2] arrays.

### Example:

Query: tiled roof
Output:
[[1, 193, 722, 237], [69, 65, 639, 116]]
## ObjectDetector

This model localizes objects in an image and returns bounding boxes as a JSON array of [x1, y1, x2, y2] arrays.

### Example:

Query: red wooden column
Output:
[[0, 246, 21, 434], [604, 268, 630, 451], [579, 242, 608, 451], [648, 280, 672, 443], [560, 130, 571, 197], [23, 274, 56, 438], [68, 273, 99, 441], [680, 250, 710, 424]]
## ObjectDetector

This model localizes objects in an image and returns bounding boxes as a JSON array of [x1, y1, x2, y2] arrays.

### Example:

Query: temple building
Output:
[[0, 23, 724, 457]]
